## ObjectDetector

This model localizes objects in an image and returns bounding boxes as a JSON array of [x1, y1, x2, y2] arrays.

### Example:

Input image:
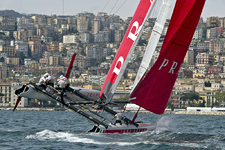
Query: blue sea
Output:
[[0, 110, 225, 150]]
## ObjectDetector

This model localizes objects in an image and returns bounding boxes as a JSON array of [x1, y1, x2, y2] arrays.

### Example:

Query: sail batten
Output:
[[130, 0, 206, 114]]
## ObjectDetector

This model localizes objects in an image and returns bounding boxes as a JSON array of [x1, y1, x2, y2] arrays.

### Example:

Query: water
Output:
[[0, 110, 225, 150]]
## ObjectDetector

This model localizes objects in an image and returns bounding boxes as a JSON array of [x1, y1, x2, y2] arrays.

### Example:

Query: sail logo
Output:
[[158, 58, 178, 74], [127, 21, 143, 41], [111, 56, 124, 83]]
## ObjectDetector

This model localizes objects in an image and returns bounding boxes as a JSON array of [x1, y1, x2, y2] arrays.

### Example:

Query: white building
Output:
[[63, 34, 79, 44], [41, 35, 52, 43], [24, 58, 37, 66]]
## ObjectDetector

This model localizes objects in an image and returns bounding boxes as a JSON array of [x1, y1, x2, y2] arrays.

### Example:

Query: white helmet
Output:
[[59, 75, 64, 79], [43, 73, 49, 78]]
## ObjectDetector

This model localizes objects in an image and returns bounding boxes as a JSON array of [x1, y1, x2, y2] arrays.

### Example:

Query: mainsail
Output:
[[130, 0, 206, 114], [99, 0, 156, 103], [132, 0, 173, 93]]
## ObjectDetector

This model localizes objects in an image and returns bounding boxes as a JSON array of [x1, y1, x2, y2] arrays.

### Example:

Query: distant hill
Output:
[[0, 10, 25, 18]]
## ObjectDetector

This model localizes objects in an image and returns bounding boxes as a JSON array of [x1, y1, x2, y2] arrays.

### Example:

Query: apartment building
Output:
[[206, 16, 219, 28], [0, 16, 15, 31], [0, 62, 7, 79], [0, 46, 15, 57], [13, 30, 28, 41], [63, 34, 79, 43]]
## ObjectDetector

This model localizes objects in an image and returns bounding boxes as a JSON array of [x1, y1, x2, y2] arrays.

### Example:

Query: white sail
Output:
[[131, 0, 172, 94]]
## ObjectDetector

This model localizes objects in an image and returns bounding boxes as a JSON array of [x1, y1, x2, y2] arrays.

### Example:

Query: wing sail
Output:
[[99, 0, 156, 103], [130, 0, 206, 114]]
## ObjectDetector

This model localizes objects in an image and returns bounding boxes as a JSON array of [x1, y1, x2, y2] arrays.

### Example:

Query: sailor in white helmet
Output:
[[39, 73, 48, 88], [58, 76, 66, 91], [60, 75, 68, 84], [46, 73, 54, 87]]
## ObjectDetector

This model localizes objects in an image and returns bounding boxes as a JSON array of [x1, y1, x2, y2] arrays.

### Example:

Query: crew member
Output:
[[58, 77, 66, 91], [46, 73, 54, 87], [60, 75, 69, 88], [39, 74, 48, 89], [111, 111, 125, 125], [60, 75, 68, 84]]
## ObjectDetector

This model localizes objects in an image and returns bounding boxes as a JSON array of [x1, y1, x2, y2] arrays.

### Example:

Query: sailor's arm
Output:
[[111, 116, 116, 120], [122, 117, 125, 123]]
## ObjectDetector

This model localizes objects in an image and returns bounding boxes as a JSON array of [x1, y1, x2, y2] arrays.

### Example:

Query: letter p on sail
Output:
[[158, 58, 169, 70]]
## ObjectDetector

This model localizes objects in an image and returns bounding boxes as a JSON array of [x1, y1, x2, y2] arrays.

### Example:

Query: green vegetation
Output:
[[214, 91, 225, 103], [204, 81, 211, 87], [180, 93, 200, 101]]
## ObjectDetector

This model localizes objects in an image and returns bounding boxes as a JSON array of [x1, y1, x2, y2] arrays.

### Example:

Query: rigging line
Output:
[[109, 0, 119, 15], [102, 0, 111, 12], [113, 0, 128, 15]]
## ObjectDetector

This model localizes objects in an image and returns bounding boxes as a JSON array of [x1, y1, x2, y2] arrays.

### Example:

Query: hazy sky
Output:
[[0, 0, 224, 21]]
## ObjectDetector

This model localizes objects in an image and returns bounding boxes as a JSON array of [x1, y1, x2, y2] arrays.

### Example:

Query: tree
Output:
[[75, 74, 80, 78], [197, 100, 206, 107], [190, 101, 198, 107], [204, 81, 211, 87], [99, 57, 106, 63], [180, 93, 199, 101], [214, 91, 225, 104], [57, 72, 64, 77], [0, 57, 4, 62], [74, 66, 79, 71]]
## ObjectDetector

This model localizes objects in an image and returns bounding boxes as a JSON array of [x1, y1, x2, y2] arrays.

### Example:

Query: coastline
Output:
[[3, 107, 225, 115]]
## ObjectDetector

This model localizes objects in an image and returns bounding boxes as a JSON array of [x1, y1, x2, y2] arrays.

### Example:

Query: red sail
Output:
[[99, 0, 155, 98], [130, 0, 206, 114]]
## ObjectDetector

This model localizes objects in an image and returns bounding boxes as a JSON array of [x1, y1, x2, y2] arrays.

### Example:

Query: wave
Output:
[[26, 129, 142, 146]]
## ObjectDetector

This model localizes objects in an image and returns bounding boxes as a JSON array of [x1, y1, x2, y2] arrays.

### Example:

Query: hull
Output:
[[15, 84, 100, 101], [88, 123, 156, 134]]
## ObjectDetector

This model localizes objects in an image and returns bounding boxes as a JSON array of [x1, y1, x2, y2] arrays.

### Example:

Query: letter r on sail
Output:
[[158, 58, 169, 70], [169, 61, 178, 74]]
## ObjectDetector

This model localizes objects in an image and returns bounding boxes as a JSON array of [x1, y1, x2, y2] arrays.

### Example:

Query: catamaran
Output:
[[14, 0, 206, 134]]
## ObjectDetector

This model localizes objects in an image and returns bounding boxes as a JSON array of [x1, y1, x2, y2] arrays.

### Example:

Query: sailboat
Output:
[[14, 0, 206, 134], [95, 0, 206, 133]]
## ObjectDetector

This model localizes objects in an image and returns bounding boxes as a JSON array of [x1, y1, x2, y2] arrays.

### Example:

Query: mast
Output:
[[130, 0, 206, 114], [131, 0, 172, 94], [100, 0, 156, 104]]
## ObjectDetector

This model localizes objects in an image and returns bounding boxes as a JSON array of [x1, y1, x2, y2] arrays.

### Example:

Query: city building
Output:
[[0, 16, 15, 31]]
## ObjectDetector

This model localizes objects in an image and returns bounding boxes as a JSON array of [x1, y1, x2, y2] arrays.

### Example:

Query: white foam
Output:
[[26, 130, 142, 146]]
